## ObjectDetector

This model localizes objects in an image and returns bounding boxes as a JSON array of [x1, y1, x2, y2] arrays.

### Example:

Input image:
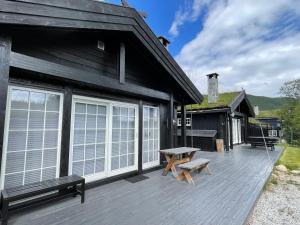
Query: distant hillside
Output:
[[247, 95, 289, 111]]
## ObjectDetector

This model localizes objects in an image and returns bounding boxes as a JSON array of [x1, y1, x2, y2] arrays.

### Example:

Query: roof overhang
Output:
[[0, 0, 203, 104]]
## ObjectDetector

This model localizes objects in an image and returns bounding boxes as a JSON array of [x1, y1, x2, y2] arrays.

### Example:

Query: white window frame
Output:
[[0, 85, 64, 190], [186, 118, 191, 127], [268, 130, 278, 137], [142, 105, 160, 169], [177, 118, 181, 126], [69, 95, 139, 183]]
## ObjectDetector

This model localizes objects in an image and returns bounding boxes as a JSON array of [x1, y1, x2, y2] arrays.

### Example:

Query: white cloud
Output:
[[168, 0, 211, 37], [174, 0, 300, 97]]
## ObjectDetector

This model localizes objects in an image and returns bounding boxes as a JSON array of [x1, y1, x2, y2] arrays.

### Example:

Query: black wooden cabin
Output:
[[178, 90, 255, 151], [0, 0, 203, 190]]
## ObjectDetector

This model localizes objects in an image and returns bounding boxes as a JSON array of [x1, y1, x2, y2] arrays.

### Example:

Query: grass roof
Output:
[[257, 110, 281, 118], [186, 92, 241, 110]]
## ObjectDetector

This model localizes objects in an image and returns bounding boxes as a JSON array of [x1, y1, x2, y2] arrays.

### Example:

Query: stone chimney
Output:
[[254, 105, 259, 116], [207, 73, 219, 104], [158, 36, 170, 49]]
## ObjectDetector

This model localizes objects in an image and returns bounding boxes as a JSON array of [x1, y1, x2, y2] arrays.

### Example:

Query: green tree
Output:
[[280, 79, 300, 145]]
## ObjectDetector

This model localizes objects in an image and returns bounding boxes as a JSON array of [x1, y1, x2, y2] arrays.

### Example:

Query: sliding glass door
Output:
[[143, 106, 160, 169], [0, 86, 63, 189], [70, 96, 138, 182], [69, 100, 108, 182]]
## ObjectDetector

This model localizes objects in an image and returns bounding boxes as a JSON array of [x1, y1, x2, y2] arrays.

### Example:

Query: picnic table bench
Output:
[[159, 147, 200, 177], [178, 158, 211, 184], [0, 175, 85, 225]]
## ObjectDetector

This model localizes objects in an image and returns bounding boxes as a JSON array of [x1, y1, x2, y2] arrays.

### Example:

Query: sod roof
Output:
[[186, 92, 241, 110]]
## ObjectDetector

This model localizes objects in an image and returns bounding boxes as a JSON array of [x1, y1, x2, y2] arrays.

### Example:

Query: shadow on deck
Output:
[[4, 145, 283, 225]]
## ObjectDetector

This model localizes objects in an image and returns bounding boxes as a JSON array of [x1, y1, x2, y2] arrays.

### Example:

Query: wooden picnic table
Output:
[[159, 147, 200, 178]]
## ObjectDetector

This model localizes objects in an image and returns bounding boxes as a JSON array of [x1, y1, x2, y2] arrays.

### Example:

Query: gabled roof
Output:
[[186, 90, 255, 117], [0, 0, 203, 103]]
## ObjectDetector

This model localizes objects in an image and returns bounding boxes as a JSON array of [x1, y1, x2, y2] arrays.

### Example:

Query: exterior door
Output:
[[69, 96, 138, 182], [70, 98, 109, 182], [142, 106, 160, 169]]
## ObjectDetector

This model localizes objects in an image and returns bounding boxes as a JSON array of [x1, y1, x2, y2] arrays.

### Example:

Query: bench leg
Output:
[[205, 165, 212, 175], [80, 181, 85, 204], [183, 170, 194, 185], [1, 199, 9, 225]]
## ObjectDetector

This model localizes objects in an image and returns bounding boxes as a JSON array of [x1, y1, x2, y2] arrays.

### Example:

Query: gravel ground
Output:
[[247, 169, 300, 225]]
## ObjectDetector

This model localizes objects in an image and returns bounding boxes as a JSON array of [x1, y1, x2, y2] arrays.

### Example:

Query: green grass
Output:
[[186, 92, 240, 110], [276, 145, 300, 170]]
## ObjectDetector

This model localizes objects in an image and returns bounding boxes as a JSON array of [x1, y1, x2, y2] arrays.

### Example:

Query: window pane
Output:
[[120, 155, 127, 168], [30, 92, 46, 110], [9, 110, 28, 130], [98, 106, 106, 115], [26, 150, 42, 170], [46, 94, 60, 111], [5, 172, 23, 189], [87, 104, 97, 114], [73, 145, 84, 162], [7, 131, 26, 152], [96, 144, 105, 158], [74, 114, 86, 129], [74, 130, 85, 145], [42, 167, 56, 180], [44, 130, 58, 148], [73, 161, 84, 176], [6, 152, 25, 174], [111, 157, 119, 170], [75, 103, 86, 114], [86, 115, 97, 129], [24, 170, 41, 184], [45, 112, 59, 129], [11, 89, 29, 110], [27, 131, 43, 150], [84, 159, 95, 176], [29, 111, 44, 129], [85, 144, 95, 160], [95, 158, 105, 173], [43, 149, 57, 168]]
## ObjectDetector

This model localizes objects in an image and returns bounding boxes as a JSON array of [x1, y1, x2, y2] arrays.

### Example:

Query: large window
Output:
[[1, 86, 63, 189], [69, 96, 138, 182], [143, 106, 160, 169]]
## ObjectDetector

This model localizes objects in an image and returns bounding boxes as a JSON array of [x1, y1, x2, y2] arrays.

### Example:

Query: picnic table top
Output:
[[159, 147, 200, 155]]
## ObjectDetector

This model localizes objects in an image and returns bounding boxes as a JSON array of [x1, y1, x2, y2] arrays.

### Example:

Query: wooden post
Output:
[[229, 115, 233, 150], [225, 113, 229, 151], [138, 100, 143, 174], [60, 86, 72, 177], [169, 93, 174, 148], [0, 35, 11, 172], [119, 42, 126, 84], [181, 102, 187, 147]]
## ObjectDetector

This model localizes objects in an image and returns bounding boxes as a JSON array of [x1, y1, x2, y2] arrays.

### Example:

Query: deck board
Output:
[[3, 145, 283, 225]]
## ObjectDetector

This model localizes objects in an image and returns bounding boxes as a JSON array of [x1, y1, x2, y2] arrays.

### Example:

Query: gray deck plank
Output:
[[2, 145, 283, 225]]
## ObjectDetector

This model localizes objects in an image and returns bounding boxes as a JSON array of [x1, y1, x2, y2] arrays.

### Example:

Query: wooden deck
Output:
[[3, 145, 283, 225]]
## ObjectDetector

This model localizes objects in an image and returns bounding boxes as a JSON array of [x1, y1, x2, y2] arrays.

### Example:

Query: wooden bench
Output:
[[177, 158, 211, 184], [0, 175, 85, 225]]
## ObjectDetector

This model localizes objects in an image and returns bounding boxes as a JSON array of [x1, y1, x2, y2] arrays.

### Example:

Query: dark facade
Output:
[[178, 91, 255, 151], [0, 0, 203, 189]]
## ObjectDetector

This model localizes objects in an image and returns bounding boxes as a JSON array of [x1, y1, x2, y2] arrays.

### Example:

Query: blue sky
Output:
[[106, 0, 300, 97]]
